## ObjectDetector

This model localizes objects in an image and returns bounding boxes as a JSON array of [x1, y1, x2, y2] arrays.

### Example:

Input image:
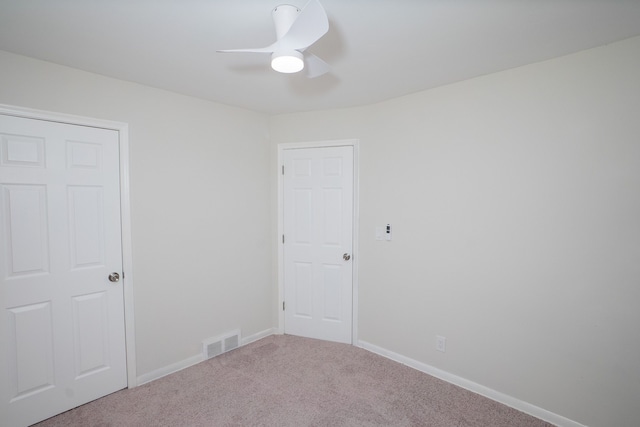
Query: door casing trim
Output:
[[277, 139, 360, 344], [0, 103, 138, 387]]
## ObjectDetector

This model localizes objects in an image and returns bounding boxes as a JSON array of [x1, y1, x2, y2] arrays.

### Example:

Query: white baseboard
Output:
[[136, 327, 276, 386], [136, 353, 204, 386], [242, 327, 277, 346], [357, 340, 586, 427]]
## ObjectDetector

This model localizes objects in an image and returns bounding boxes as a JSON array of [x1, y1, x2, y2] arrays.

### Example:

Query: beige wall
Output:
[[2, 34, 640, 427], [269, 36, 640, 427], [0, 50, 273, 377]]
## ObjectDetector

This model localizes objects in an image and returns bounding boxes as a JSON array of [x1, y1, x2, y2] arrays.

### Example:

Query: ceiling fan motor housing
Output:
[[272, 5, 301, 40]]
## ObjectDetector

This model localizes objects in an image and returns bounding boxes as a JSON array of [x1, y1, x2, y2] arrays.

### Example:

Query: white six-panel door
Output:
[[0, 114, 127, 426], [283, 146, 353, 344]]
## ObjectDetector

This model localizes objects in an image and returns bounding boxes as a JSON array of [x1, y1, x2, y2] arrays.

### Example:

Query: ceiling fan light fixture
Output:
[[218, 0, 329, 78], [271, 50, 304, 73]]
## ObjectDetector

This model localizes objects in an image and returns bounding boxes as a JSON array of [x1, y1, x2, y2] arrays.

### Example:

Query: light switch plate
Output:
[[375, 226, 384, 240]]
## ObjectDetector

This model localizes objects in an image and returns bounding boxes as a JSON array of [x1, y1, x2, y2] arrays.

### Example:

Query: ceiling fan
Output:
[[218, 0, 330, 78]]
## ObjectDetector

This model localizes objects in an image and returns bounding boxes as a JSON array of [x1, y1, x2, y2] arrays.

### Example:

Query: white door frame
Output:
[[0, 103, 137, 387], [277, 139, 359, 344]]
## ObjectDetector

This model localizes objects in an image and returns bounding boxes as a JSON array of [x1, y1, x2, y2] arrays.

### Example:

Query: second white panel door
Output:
[[283, 146, 354, 344]]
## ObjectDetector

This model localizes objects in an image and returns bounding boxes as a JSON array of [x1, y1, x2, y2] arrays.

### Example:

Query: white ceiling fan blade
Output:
[[304, 52, 330, 78], [279, 0, 329, 50]]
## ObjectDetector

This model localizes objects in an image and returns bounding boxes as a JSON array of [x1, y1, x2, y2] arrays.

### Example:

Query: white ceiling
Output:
[[1, 0, 640, 115]]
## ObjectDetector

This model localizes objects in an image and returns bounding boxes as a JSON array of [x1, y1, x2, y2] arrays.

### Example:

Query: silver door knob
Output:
[[343, 253, 351, 261], [108, 272, 120, 282]]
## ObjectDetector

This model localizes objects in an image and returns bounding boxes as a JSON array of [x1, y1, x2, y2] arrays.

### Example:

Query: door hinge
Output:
[[282, 301, 285, 311], [282, 234, 285, 244], [282, 165, 284, 175]]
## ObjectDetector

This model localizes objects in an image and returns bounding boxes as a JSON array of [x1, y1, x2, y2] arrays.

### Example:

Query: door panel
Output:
[[0, 133, 45, 167], [293, 262, 313, 317], [8, 302, 55, 400], [3, 184, 50, 276], [283, 146, 353, 344], [321, 264, 342, 320], [72, 291, 110, 378], [68, 185, 105, 268], [0, 114, 126, 426]]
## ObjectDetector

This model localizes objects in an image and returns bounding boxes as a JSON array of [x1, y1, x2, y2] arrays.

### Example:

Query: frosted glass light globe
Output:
[[271, 50, 304, 73]]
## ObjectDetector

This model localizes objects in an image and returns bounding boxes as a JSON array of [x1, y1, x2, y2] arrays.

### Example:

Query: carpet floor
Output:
[[34, 334, 555, 426]]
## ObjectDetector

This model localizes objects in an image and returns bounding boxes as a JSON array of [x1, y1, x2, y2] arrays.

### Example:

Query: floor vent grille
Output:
[[224, 334, 239, 352], [202, 329, 241, 360]]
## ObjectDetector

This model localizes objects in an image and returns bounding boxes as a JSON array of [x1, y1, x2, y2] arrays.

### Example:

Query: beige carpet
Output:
[[35, 335, 555, 426]]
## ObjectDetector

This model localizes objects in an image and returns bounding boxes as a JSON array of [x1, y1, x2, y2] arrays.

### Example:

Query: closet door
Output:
[[0, 114, 127, 426]]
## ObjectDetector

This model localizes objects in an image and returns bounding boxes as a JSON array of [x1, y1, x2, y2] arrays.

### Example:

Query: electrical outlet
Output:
[[436, 335, 446, 352]]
